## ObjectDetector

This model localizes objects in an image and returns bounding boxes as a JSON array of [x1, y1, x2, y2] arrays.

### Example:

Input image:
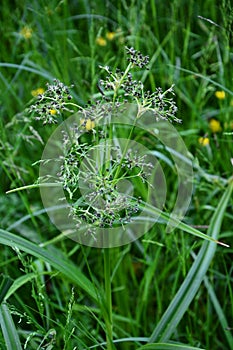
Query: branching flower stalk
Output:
[[27, 47, 180, 350]]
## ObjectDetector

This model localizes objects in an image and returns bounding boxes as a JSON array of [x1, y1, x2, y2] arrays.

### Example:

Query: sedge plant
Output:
[[2, 46, 232, 350]]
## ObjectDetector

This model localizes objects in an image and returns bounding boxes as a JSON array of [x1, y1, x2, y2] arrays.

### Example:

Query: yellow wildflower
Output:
[[215, 91, 225, 100], [80, 118, 95, 131], [209, 119, 222, 133], [96, 36, 107, 46], [106, 32, 116, 40], [31, 88, 45, 97], [49, 109, 57, 115], [198, 137, 210, 146], [20, 26, 33, 40]]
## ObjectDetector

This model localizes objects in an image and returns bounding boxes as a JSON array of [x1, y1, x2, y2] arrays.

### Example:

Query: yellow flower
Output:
[[106, 32, 116, 40], [49, 109, 57, 115], [215, 90, 225, 100], [96, 36, 107, 46], [31, 88, 45, 97], [20, 26, 33, 39], [80, 118, 95, 131], [198, 137, 210, 146], [209, 119, 222, 133]]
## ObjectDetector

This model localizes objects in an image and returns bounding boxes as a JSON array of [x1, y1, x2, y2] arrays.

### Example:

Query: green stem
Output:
[[104, 248, 114, 350], [113, 116, 138, 181], [112, 62, 133, 104]]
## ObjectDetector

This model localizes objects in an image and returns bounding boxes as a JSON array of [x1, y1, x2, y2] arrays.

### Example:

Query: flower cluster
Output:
[[198, 136, 210, 146], [57, 131, 152, 230], [209, 118, 222, 133], [215, 90, 225, 100], [29, 48, 179, 127], [99, 66, 129, 96], [20, 26, 33, 40], [99, 47, 180, 122], [70, 179, 141, 230], [125, 83, 179, 122], [96, 31, 116, 46], [28, 79, 73, 124], [27, 47, 180, 239], [125, 47, 149, 68]]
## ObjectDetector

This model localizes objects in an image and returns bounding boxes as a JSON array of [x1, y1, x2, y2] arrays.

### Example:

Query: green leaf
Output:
[[0, 275, 13, 305], [0, 229, 97, 302], [136, 342, 205, 350], [149, 181, 233, 343], [0, 303, 23, 350], [143, 203, 229, 246], [204, 276, 233, 349], [0, 63, 53, 80], [3, 273, 40, 302]]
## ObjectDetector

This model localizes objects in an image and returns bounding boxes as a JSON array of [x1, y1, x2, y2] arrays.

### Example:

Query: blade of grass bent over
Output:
[[149, 180, 233, 343], [142, 202, 229, 246], [6, 187, 229, 246]]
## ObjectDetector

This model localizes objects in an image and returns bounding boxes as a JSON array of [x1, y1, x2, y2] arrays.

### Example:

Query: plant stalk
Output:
[[104, 248, 114, 350]]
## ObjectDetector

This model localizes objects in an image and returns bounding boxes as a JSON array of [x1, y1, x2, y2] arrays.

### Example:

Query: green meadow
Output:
[[0, 1, 232, 349]]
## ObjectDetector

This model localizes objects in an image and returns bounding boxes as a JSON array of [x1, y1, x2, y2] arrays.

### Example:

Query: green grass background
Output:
[[0, 0, 233, 349]]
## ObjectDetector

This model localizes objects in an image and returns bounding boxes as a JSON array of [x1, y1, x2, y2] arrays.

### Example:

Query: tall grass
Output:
[[0, 1, 233, 349]]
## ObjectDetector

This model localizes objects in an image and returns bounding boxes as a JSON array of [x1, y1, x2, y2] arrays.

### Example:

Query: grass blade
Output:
[[0, 63, 54, 80], [136, 342, 205, 350], [0, 275, 13, 305], [149, 180, 233, 342], [204, 276, 233, 349], [143, 203, 229, 246], [3, 273, 41, 302], [0, 303, 23, 350]]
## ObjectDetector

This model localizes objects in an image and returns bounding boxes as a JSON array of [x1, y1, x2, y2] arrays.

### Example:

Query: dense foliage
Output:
[[0, 1, 232, 349]]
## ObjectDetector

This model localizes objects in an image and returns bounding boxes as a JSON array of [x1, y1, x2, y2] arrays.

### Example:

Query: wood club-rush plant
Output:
[[3, 47, 232, 350]]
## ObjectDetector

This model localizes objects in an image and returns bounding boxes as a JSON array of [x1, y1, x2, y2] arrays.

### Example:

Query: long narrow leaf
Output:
[[0, 229, 97, 302], [0, 276, 13, 305], [204, 276, 233, 349], [6, 188, 229, 246], [149, 181, 233, 342], [0, 303, 23, 350], [4, 273, 41, 302], [143, 203, 229, 246], [0, 63, 53, 80], [136, 342, 205, 350]]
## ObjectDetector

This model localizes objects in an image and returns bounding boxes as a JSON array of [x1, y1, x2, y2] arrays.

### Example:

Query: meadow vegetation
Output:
[[0, 1, 233, 349]]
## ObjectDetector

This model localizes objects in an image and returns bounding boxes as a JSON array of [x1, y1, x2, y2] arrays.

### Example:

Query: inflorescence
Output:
[[125, 46, 150, 68], [98, 47, 180, 122], [28, 79, 73, 124], [58, 131, 153, 230], [28, 47, 180, 235], [29, 47, 180, 126]]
